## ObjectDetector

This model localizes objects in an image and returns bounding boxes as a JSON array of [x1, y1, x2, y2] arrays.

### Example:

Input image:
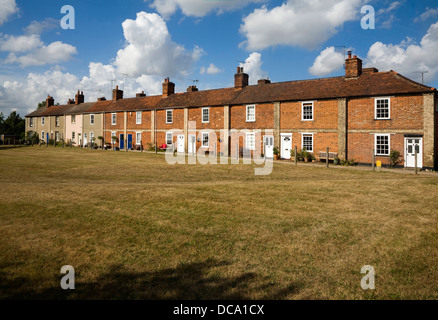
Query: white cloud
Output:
[[0, 34, 43, 52], [414, 7, 438, 23], [309, 46, 345, 76], [0, 0, 18, 26], [377, 1, 401, 15], [5, 41, 77, 67], [200, 63, 223, 75], [365, 22, 438, 83], [240, 0, 364, 50], [148, 0, 265, 18], [24, 18, 59, 34], [241, 52, 268, 85], [114, 11, 203, 78]]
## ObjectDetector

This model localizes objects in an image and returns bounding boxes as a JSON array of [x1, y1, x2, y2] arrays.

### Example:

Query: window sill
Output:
[[374, 118, 391, 121]]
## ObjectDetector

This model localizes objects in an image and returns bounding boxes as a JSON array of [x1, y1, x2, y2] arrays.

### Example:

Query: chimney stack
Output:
[[258, 79, 271, 85], [234, 66, 249, 89], [162, 78, 175, 97], [136, 91, 146, 98], [97, 97, 106, 101], [187, 85, 198, 92], [75, 90, 85, 104], [112, 85, 123, 101], [46, 95, 54, 108], [345, 53, 362, 78], [67, 98, 75, 105]]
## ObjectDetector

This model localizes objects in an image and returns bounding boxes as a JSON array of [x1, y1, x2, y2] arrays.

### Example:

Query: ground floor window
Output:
[[375, 134, 390, 155], [136, 132, 141, 145], [41, 131, 45, 142], [202, 132, 209, 148], [111, 132, 116, 143], [302, 133, 313, 152], [246, 132, 255, 151], [55, 132, 60, 142], [166, 132, 173, 145], [72, 132, 75, 142]]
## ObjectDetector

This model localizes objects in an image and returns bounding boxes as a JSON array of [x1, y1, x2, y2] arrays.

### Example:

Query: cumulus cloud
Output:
[[0, 34, 43, 52], [309, 47, 345, 76], [148, 0, 265, 18], [114, 11, 203, 78], [0, 0, 18, 26], [241, 52, 268, 85], [240, 0, 364, 50], [414, 7, 438, 23], [365, 22, 438, 83], [5, 41, 77, 67], [24, 18, 59, 34], [200, 63, 223, 75]]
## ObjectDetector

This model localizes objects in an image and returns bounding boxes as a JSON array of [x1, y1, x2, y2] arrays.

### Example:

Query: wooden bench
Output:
[[315, 151, 338, 163]]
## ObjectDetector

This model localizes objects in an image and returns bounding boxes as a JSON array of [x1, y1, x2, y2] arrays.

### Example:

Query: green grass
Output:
[[0, 146, 437, 300]]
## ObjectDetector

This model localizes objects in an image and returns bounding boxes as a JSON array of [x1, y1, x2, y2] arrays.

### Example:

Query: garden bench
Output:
[[315, 151, 338, 163]]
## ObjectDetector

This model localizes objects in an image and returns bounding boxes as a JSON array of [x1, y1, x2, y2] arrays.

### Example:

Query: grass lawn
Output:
[[0, 146, 437, 300]]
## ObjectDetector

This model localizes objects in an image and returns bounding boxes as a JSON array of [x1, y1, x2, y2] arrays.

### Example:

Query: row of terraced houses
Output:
[[25, 53, 438, 169]]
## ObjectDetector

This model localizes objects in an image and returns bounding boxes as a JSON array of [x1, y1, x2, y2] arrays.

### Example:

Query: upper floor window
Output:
[[302, 102, 314, 121], [55, 116, 60, 127], [136, 112, 142, 125], [30, 118, 34, 127], [166, 110, 173, 124], [111, 113, 116, 125], [246, 105, 255, 122], [202, 108, 209, 123], [41, 117, 45, 126], [90, 114, 95, 125], [71, 115, 76, 124], [375, 98, 390, 120]]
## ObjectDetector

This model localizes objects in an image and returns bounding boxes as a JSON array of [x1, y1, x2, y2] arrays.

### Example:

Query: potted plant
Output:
[[273, 146, 280, 160], [302, 148, 309, 162], [334, 156, 340, 165], [290, 148, 296, 160]]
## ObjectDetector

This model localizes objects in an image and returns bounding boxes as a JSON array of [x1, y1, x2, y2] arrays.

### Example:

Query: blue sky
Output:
[[1, 0, 438, 116]]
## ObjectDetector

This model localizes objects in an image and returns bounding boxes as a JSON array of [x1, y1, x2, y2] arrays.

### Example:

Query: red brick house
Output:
[[26, 53, 438, 169]]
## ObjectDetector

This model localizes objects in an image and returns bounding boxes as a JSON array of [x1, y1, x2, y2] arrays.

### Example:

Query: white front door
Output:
[[281, 134, 292, 159], [177, 134, 185, 153], [264, 136, 274, 158], [188, 134, 196, 154], [405, 138, 423, 168]]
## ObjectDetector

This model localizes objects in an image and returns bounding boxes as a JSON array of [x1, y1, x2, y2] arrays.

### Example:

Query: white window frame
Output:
[[202, 108, 210, 123], [136, 111, 142, 125], [41, 131, 45, 142], [55, 132, 60, 142], [41, 117, 45, 126], [30, 118, 34, 127], [166, 132, 173, 145], [71, 115, 76, 124], [301, 133, 314, 153], [301, 101, 314, 121], [56, 116, 60, 127], [136, 132, 142, 145], [90, 114, 95, 125], [375, 134, 391, 156], [375, 97, 391, 120], [111, 113, 117, 125], [166, 110, 173, 124], [72, 131, 75, 142], [90, 132, 94, 142], [246, 132, 255, 151], [246, 105, 256, 122], [111, 132, 116, 144], [201, 132, 209, 148]]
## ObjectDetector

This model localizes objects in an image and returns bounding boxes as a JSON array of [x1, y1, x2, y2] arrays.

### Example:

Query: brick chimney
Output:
[[187, 85, 198, 92], [345, 51, 362, 78], [67, 98, 75, 105], [234, 66, 249, 89], [162, 78, 175, 97], [75, 90, 85, 104], [97, 97, 106, 101], [258, 79, 271, 85], [136, 91, 146, 98], [46, 95, 54, 108], [112, 86, 123, 101]]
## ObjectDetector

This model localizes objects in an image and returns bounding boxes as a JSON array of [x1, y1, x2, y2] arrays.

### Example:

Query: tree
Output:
[[37, 101, 46, 109], [0, 112, 4, 134], [3, 111, 25, 137]]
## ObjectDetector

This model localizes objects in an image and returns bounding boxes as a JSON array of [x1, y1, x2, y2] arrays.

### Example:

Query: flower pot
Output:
[[304, 158, 309, 163], [274, 154, 279, 160]]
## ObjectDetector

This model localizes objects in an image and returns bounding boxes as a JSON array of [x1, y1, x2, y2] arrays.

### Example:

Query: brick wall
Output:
[[230, 103, 274, 130], [281, 100, 338, 130]]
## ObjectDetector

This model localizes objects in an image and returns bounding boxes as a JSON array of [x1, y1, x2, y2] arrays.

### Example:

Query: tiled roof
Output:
[[26, 70, 435, 117]]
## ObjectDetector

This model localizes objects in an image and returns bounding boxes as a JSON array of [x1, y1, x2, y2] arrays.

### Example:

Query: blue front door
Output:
[[46, 133, 49, 142], [120, 134, 124, 149], [128, 134, 132, 149]]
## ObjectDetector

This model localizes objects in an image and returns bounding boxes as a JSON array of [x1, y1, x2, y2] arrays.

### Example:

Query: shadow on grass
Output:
[[1, 259, 300, 300]]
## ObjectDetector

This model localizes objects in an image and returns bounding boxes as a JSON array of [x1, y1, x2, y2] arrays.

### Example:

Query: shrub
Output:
[[389, 150, 403, 168], [273, 146, 280, 156], [341, 159, 356, 166]]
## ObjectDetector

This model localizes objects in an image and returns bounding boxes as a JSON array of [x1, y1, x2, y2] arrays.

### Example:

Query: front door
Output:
[[281, 134, 292, 159], [188, 134, 196, 154], [127, 134, 132, 150], [264, 136, 274, 158], [405, 138, 423, 168], [120, 134, 124, 149], [177, 135, 185, 153]]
